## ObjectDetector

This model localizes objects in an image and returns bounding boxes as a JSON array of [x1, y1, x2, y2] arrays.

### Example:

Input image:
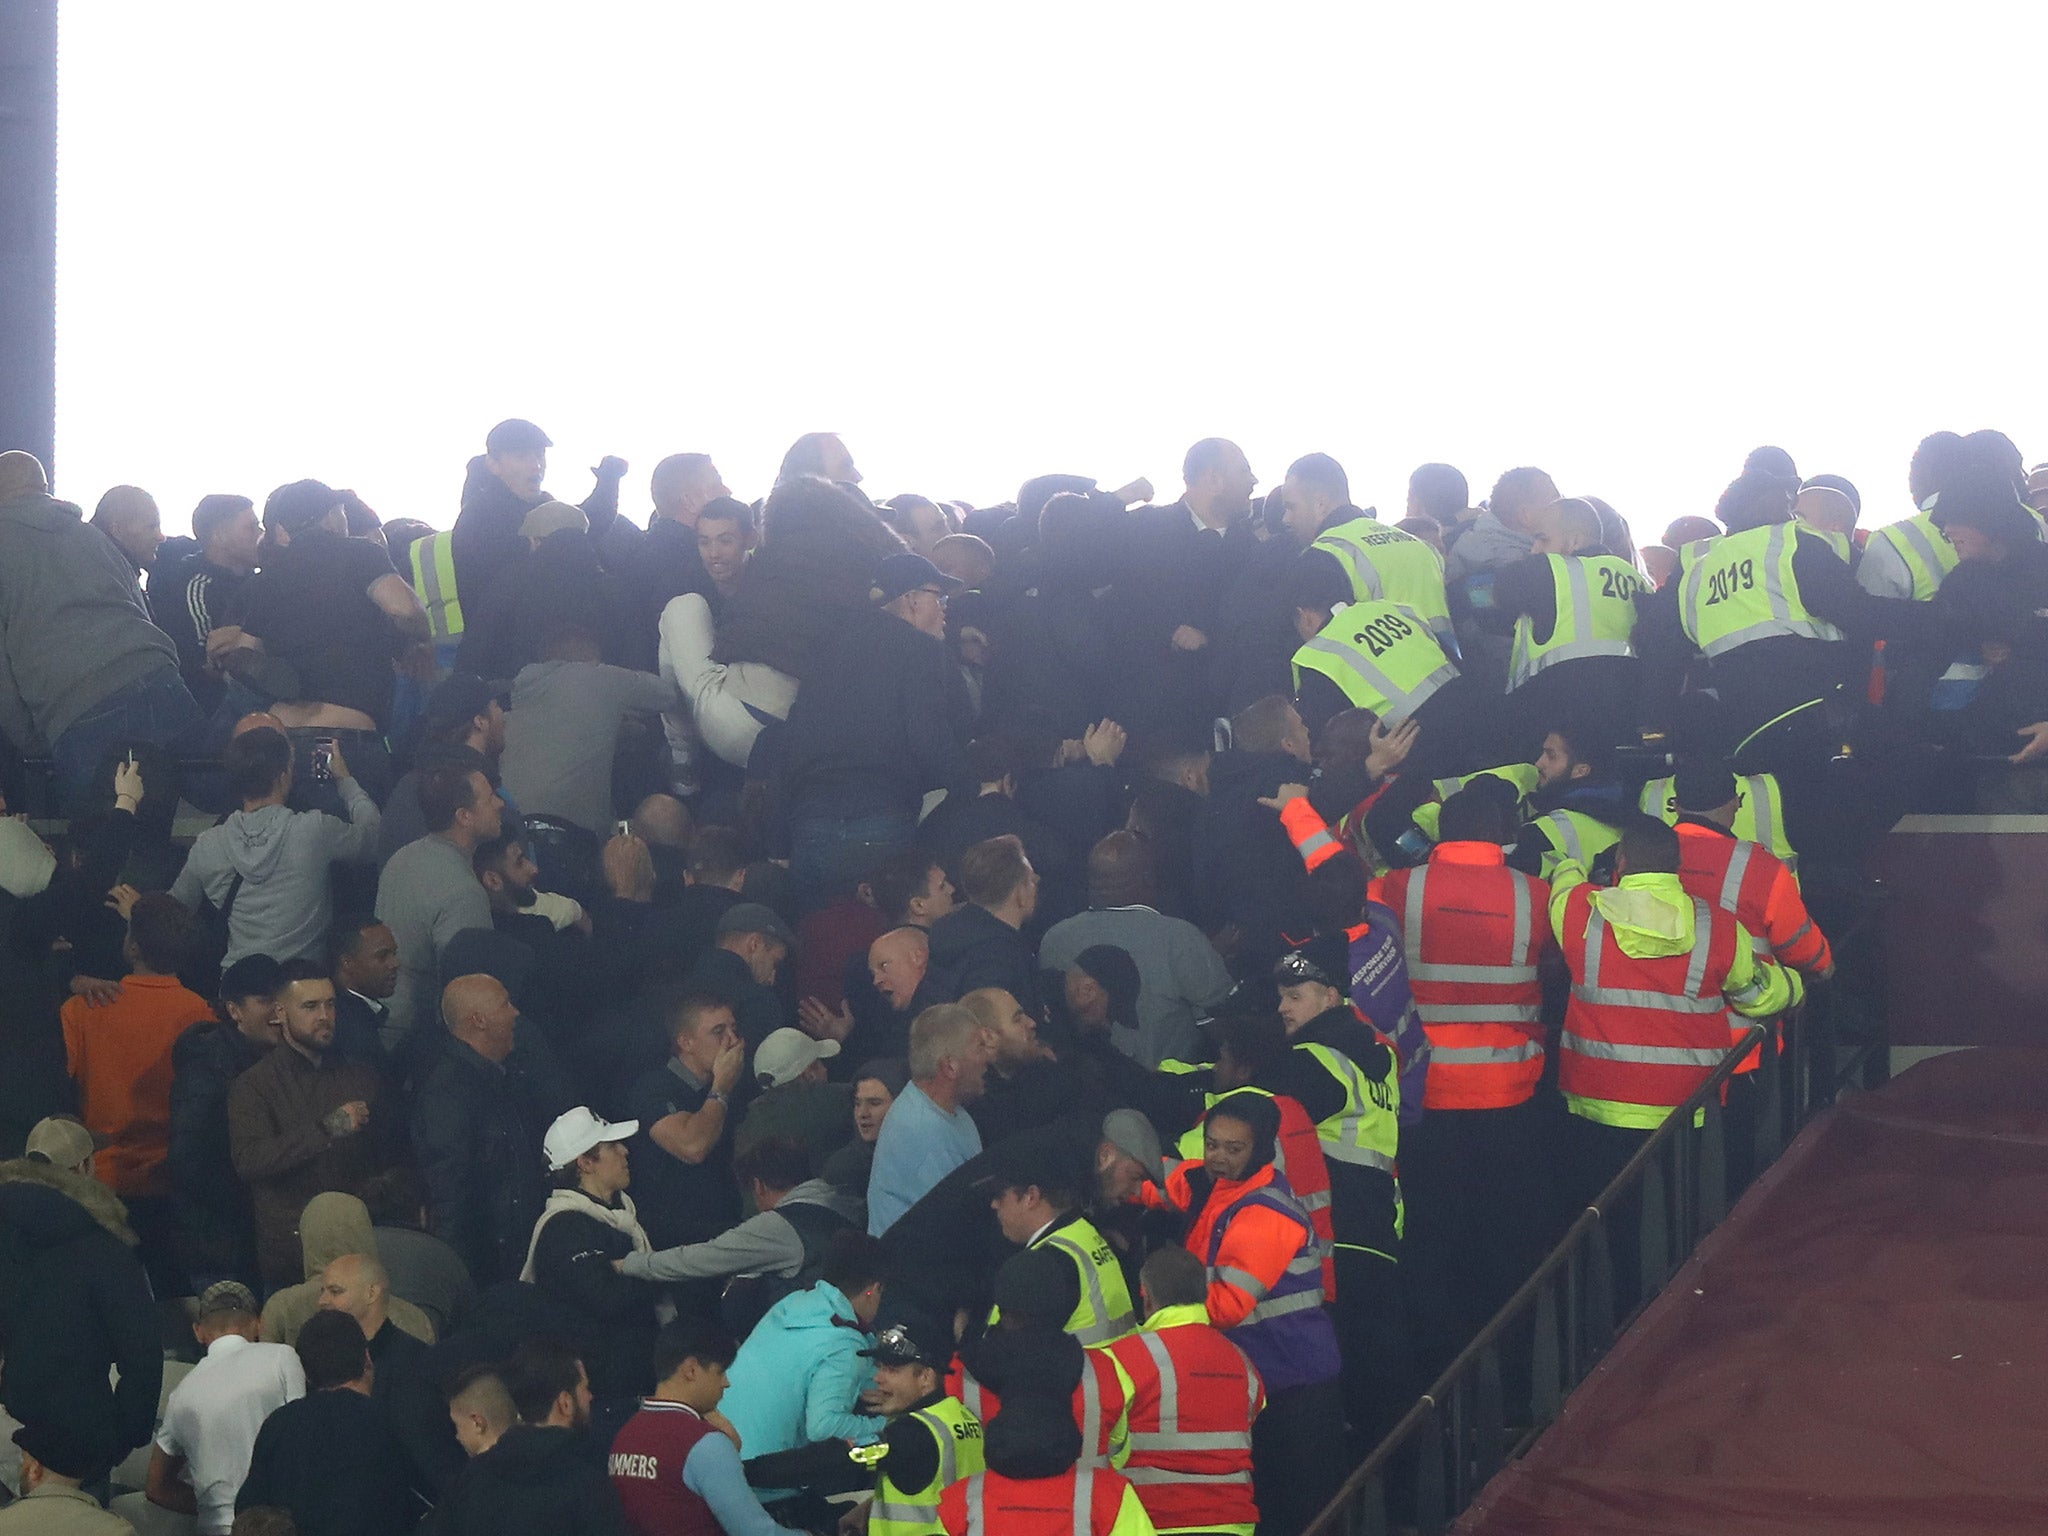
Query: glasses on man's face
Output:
[[917, 586, 950, 605]]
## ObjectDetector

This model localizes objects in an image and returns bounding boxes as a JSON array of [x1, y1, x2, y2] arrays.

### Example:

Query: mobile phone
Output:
[[615, 819, 632, 839], [311, 739, 335, 782]]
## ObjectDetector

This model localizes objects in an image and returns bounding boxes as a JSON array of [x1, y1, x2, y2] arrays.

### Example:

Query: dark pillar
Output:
[[0, 0, 58, 472]]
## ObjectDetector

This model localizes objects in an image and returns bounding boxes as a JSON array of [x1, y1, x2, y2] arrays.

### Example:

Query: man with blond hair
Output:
[[866, 1004, 994, 1235]]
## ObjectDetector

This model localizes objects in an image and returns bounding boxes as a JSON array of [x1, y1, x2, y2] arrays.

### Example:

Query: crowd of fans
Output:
[[0, 420, 2043, 1535]]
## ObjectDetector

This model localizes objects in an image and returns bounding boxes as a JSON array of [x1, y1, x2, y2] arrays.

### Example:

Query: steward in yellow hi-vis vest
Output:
[[857, 1322, 986, 1536]]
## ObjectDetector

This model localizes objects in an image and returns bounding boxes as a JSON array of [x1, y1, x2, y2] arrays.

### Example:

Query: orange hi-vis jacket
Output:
[[946, 1350, 1131, 1469], [1279, 789, 1393, 875], [1103, 1303, 1264, 1536], [1554, 872, 1786, 1128], [938, 1465, 1152, 1536], [1674, 819, 1830, 1075], [1368, 843, 1552, 1110]]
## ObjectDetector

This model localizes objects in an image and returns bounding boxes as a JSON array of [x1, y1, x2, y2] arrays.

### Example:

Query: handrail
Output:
[[1304, 1020, 1792, 1536]]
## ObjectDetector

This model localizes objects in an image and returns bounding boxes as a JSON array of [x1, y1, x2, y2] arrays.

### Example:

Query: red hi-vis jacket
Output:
[[1553, 871, 1788, 1129], [1368, 844, 1552, 1110], [946, 1350, 1130, 1468], [1674, 818, 1830, 1074], [1104, 1304, 1264, 1536], [939, 1465, 1151, 1536]]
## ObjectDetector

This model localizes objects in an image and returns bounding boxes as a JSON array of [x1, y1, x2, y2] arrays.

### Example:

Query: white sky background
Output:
[[54, 3, 2048, 543]]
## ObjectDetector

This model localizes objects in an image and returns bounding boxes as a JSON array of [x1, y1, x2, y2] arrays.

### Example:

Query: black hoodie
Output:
[[0, 1160, 161, 1470], [424, 1423, 629, 1536]]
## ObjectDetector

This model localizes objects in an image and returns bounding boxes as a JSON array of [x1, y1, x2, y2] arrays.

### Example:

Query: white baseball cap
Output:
[[543, 1107, 638, 1172], [754, 1027, 840, 1088]]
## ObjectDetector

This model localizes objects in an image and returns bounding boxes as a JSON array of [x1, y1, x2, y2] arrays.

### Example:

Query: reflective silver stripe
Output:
[[966, 1474, 986, 1536], [1539, 810, 1585, 864], [1410, 962, 1542, 983], [1211, 1264, 1271, 1301], [872, 1501, 941, 1524], [1583, 907, 1607, 988], [1296, 827, 1339, 860], [1783, 917, 1815, 951], [1124, 1465, 1255, 1486], [1890, 516, 1950, 596], [1301, 1043, 1398, 1171], [1430, 1039, 1545, 1064], [1510, 557, 1637, 687], [1138, 1331, 1177, 1434], [913, 1408, 958, 1487], [1078, 1357, 1102, 1456], [1073, 1468, 1094, 1532], [1125, 1431, 1253, 1454], [1419, 1002, 1545, 1023], [1725, 970, 1771, 1006], [1511, 872, 1532, 962], [1297, 1188, 1333, 1211], [1572, 984, 1725, 1014], [960, 1373, 982, 1419], [1682, 900, 1715, 998], [1297, 635, 1455, 723], [1718, 841, 1754, 912], [1561, 1031, 1727, 1067], [1402, 865, 1429, 967], [1243, 1288, 1327, 1325]]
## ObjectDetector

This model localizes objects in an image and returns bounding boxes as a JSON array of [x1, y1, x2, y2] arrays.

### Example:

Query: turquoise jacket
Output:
[[720, 1281, 880, 1466]]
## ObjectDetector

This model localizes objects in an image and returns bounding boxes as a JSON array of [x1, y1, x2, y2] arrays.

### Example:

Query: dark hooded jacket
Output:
[[450, 457, 621, 638], [423, 1423, 629, 1536], [0, 1159, 161, 1470], [926, 903, 1043, 1018]]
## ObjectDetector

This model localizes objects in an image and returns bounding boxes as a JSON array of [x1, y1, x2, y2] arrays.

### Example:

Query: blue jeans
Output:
[[790, 810, 916, 911], [51, 669, 207, 811]]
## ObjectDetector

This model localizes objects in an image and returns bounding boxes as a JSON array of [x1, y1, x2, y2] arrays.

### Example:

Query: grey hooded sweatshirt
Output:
[[170, 779, 380, 964], [1443, 507, 1537, 584]]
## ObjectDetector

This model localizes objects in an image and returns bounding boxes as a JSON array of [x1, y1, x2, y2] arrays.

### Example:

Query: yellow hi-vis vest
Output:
[[1309, 516, 1454, 639], [1411, 762, 1540, 842], [409, 530, 465, 643], [1525, 808, 1622, 882], [1508, 554, 1642, 689], [1863, 510, 1958, 601], [1640, 772, 1797, 877], [986, 1215, 1136, 1348], [1295, 1039, 1402, 1245], [1291, 601, 1458, 725], [871, 1398, 985, 1536], [1677, 523, 1843, 657]]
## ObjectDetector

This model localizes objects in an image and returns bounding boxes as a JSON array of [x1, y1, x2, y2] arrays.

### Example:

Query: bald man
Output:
[[93, 484, 165, 575], [1490, 496, 1647, 755], [410, 974, 552, 1284], [1794, 486, 1859, 558]]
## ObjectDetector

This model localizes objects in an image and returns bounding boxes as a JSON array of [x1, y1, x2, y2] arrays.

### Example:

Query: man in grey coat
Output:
[[0, 451, 201, 804]]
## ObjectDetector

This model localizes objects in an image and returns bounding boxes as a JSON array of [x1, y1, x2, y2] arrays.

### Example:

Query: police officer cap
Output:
[[1274, 931, 1351, 992], [859, 1317, 951, 1369]]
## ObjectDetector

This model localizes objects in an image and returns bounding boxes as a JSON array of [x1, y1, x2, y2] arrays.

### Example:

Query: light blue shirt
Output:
[[866, 1081, 982, 1236]]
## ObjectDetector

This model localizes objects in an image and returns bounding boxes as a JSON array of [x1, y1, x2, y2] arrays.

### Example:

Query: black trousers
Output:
[[1331, 1245, 1409, 1454], [1251, 1376, 1348, 1536], [1562, 1112, 1654, 1317], [1398, 1098, 1557, 1389]]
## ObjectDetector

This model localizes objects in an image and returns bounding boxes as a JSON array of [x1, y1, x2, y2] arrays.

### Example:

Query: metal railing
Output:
[[1305, 1014, 1826, 1536]]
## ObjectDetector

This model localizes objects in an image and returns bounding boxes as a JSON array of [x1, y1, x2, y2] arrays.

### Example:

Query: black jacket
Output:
[[527, 1197, 661, 1399], [1192, 750, 1315, 968], [411, 1042, 552, 1287], [1260, 1006, 1398, 1256], [238, 1387, 423, 1536], [777, 607, 975, 823], [455, 529, 629, 681], [423, 1424, 628, 1536], [148, 547, 249, 708], [916, 789, 1080, 930], [926, 904, 1043, 1018], [168, 1020, 269, 1280], [0, 1161, 161, 1471], [619, 518, 710, 672]]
